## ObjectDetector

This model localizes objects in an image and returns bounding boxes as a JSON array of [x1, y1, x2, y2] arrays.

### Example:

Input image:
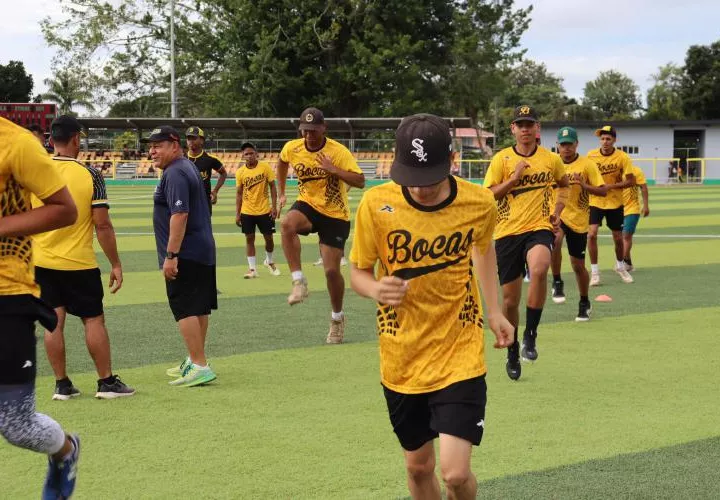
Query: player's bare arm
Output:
[[92, 207, 123, 293], [235, 183, 243, 226], [488, 160, 529, 200], [164, 213, 188, 281], [276, 159, 289, 210], [316, 152, 365, 189], [607, 172, 635, 190], [0, 186, 77, 237], [350, 264, 409, 306], [210, 166, 228, 204], [270, 181, 279, 219], [550, 175, 570, 230], [576, 174, 608, 197], [472, 245, 514, 348], [641, 184, 650, 217]]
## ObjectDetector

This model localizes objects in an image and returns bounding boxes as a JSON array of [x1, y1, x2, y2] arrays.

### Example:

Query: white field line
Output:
[[113, 232, 720, 238]]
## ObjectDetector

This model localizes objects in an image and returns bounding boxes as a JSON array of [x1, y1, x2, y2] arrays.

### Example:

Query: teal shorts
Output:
[[623, 214, 641, 234]]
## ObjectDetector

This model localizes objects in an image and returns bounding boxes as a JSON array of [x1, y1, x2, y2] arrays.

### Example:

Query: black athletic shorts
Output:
[[589, 206, 624, 232], [290, 201, 350, 250], [495, 230, 554, 285], [35, 267, 104, 319], [0, 295, 57, 385], [240, 213, 276, 235], [166, 258, 218, 322], [560, 222, 588, 260], [383, 376, 487, 452]]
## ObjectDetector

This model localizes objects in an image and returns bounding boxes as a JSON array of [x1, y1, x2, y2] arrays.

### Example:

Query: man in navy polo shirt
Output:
[[145, 126, 217, 387]]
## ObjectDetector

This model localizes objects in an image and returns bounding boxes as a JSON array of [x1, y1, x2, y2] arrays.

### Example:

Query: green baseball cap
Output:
[[557, 126, 578, 144]]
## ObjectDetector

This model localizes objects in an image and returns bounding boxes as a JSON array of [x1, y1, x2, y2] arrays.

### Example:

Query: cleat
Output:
[[244, 269, 258, 279], [521, 330, 538, 362], [590, 271, 601, 287], [166, 357, 190, 378], [326, 316, 345, 344], [551, 280, 566, 304], [263, 259, 281, 276], [616, 266, 634, 284], [95, 375, 135, 399], [506, 341, 521, 380], [169, 364, 217, 387], [576, 300, 592, 322], [52, 381, 80, 402], [313, 257, 324, 267], [287, 278, 309, 305], [43, 434, 80, 500]]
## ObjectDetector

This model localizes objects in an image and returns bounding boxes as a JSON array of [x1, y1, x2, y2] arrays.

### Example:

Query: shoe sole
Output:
[[575, 317, 590, 322], [244, 275, 258, 279], [182, 374, 217, 387], [166, 371, 182, 378], [288, 293, 309, 305], [552, 296, 566, 304], [52, 393, 81, 401], [95, 391, 136, 399], [326, 337, 343, 344]]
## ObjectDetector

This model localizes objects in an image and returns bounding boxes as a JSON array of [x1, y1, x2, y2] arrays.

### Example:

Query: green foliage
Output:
[[681, 41, 720, 119], [0, 61, 34, 102], [645, 63, 685, 120], [108, 93, 170, 117], [582, 70, 642, 119], [113, 130, 138, 150], [42, 70, 96, 115]]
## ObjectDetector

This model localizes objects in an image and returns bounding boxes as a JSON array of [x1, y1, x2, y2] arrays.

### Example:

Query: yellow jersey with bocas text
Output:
[[279, 138, 362, 221], [483, 145, 566, 240], [236, 161, 276, 216], [350, 176, 497, 394], [587, 147, 632, 210], [623, 165, 647, 216], [559, 155, 605, 234], [0, 118, 67, 296], [32, 157, 110, 271]]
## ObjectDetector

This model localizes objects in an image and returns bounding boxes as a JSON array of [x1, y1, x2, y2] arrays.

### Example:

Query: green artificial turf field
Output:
[[2, 184, 719, 499]]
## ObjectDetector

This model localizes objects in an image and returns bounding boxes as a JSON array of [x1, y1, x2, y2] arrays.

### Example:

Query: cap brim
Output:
[[390, 160, 450, 187], [298, 123, 324, 131], [185, 134, 200, 138], [140, 134, 174, 143], [557, 138, 576, 144], [595, 128, 616, 137], [512, 117, 538, 124]]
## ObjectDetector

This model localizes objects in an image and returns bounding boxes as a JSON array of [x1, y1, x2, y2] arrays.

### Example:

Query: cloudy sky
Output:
[[2, 0, 718, 106]]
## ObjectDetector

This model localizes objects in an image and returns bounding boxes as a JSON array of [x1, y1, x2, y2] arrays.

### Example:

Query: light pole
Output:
[[170, 0, 178, 118]]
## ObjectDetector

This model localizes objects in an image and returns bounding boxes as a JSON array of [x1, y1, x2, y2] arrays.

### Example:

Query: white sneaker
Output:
[[341, 257, 348, 267], [244, 269, 258, 279], [263, 259, 281, 276], [313, 257, 324, 266], [590, 271, 601, 287], [616, 266, 634, 283], [288, 278, 309, 305]]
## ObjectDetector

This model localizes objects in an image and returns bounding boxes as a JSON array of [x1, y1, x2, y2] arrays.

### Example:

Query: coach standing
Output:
[[144, 126, 218, 387]]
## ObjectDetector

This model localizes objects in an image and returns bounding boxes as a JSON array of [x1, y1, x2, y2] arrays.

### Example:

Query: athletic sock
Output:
[[616, 260, 625, 270], [591, 264, 599, 273], [553, 274, 562, 282], [266, 251, 273, 263], [624, 257, 632, 266], [56, 377, 72, 387], [291, 271, 304, 281], [99, 375, 115, 385], [248, 256, 256, 270], [525, 306, 543, 335], [331, 311, 344, 321], [580, 295, 589, 303]]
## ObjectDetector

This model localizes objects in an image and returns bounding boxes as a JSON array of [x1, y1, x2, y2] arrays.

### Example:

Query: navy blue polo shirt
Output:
[[153, 157, 216, 267]]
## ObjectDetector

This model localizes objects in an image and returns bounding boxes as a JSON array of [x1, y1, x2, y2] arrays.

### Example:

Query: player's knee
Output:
[[588, 232, 598, 243], [280, 217, 296, 235], [441, 466, 471, 489], [406, 457, 435, 482], [324, 266, 342, 282], [246, 233, 256, 243], [571, 259, 585, 274], [503, 294, 520, 311]]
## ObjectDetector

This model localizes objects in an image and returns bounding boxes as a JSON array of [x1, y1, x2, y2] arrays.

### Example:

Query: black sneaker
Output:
[[521, 330, 538, 362], [52, 380, 81, 401], [506, 341, 522, 381], [576, 300, 592, 322], [552, 280, 566, 304], [95, 375, 136, 399]]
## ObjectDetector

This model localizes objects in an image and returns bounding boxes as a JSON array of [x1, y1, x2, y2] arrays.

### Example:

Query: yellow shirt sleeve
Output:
[[473, 188, 498, 254], [349, 194, 378, 269], [336, 147, 363, 174], [482, 154, 505, 188], [235, 168, 243, 191], [279, 142, 291, 163], [552, 154, 566, 182], [14, 134, 66, 200], [266, 162, 277, 182], [587, 162, 604, 187], [632, 167, 647, 185], [621, 154, 633, 177]]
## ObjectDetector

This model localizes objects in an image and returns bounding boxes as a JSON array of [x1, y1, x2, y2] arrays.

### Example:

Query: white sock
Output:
[[266, 251, 273, 263], [192, 363, 208, 370], [291, 271, 304, 281], [591, 264, 599, 273], [616, 260, 625, 270], [331, 311, 344, 321], [248, 256, 256, 270]]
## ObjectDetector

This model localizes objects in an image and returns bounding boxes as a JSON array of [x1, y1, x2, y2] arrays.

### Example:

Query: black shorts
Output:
[[560, 222, 588, 260], [290, 201, 350, 250], [495, 230, 554, 285], [35, 267, 104, 319], [240, 213, 276, 235], [589, 206, 624, 232], [383, 376, 487, 452], [166, 258, 218, 322], [0, 295, 58, 385]]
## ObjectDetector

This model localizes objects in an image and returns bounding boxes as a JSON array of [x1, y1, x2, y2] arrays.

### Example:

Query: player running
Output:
[[622, 164, 650, 271]]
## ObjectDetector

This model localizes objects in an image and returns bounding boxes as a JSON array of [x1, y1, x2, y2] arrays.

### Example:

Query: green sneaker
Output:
[[166, 357, 191, 378], [168, 364, 217, 387]]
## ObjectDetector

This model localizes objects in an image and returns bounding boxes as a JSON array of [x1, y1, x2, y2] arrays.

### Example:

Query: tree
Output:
[[645, 63, 685, 120], [0, 61, 34, 102], [42, 70, 96, 115], [108, 93, 170, 117], [501, 60, 567, 120], [582, 70, 642, 118], [681, 41, 720, 119]]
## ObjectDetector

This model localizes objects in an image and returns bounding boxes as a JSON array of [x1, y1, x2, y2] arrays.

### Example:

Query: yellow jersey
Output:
[[587, 147, 632, 209], [623, 165, 647, 216], [0, 118, 67, 296], [32, 157, 109, 271], [279, 137, 362, 221], [350, 176, 496, 394], [483, 146, 566, 240], [560, 155, 605, 234], [236, 161, 276, 216]]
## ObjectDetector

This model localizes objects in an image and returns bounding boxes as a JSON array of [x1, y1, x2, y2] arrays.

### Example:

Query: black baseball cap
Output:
[[511, 105, 539, 124], [298, 107, 325, 131], [595, 125, 617, 138], [240, 142, 257, 151], [390, 114, 453, 187], [185, 126, 205, 138], [141, 126, 181, 143], [50, 115, 86, 140]]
